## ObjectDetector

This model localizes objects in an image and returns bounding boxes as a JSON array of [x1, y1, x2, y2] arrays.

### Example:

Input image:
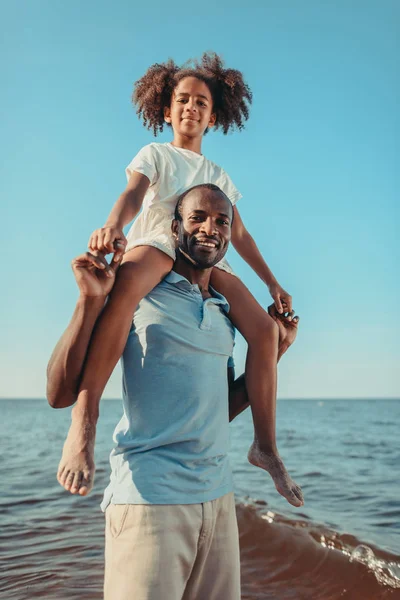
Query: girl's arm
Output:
[[88, 171, 150, 260], [230, 205, 292, 314]]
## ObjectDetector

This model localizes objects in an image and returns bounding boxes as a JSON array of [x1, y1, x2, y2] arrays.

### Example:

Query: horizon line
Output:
[[1, 396, 399, 402]]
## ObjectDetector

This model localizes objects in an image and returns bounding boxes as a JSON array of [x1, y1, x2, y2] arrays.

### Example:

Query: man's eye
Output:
[[198, 101, 206, 107], [218, 219, 229, 226]]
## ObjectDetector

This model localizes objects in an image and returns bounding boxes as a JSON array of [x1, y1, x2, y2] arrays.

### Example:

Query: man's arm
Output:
[[46, 253, 119, 409], [228, 307, 299, 422], [47, 297, 105, 408], [228, 371, 247, 422]]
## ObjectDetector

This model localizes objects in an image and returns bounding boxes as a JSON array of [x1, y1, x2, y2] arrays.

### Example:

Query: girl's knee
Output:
[[247, 312, 279, 346]]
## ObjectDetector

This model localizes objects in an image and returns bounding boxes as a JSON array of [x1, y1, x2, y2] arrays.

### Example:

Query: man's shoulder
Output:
[[146, 271, 190, 298]]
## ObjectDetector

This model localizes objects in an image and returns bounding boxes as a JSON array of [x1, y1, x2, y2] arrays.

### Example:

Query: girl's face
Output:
[[164, 77, 216, 138]]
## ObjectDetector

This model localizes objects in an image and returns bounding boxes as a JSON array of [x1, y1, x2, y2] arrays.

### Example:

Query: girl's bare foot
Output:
[[248, 441, 304, 507], [57, 418, 96, 496]]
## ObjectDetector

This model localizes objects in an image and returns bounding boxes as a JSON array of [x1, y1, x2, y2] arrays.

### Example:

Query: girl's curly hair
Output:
[[133, 52, 252, 136]]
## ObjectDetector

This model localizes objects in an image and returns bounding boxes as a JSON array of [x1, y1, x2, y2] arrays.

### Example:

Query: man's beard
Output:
[[177, 233, 226, 270]]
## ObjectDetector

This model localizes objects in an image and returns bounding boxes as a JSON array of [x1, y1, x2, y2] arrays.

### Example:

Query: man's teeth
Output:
[[196, 241, 216, 247]]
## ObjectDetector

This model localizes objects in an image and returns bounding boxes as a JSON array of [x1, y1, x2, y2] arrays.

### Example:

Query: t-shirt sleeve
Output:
[[125, 144, 159, 186], [217, 168, 242, 206]]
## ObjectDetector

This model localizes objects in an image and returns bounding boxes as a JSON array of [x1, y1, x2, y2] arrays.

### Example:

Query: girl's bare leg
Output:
[[57, 246, 173, 496], [210, 268, 303, 507]]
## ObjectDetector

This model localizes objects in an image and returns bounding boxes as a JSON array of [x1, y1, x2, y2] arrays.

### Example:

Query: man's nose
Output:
[[199, 218, 216, 236]]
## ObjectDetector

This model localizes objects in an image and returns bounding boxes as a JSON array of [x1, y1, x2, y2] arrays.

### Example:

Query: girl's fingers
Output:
[[285, 297, 293, 312], [89, 232, 99, 251], [95, 233, 109, 254], [275, 297, 283, 314], [103, 231, 115, 253]]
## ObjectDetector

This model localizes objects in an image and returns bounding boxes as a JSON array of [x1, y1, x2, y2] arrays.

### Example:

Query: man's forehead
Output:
[[182, 189, 232, 217]]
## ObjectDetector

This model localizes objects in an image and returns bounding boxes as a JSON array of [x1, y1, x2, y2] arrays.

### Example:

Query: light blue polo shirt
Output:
[[101, 270, 235, 510]]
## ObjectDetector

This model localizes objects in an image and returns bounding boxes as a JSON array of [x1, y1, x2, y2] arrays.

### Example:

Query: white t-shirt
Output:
[[124, 142, 242, 273]]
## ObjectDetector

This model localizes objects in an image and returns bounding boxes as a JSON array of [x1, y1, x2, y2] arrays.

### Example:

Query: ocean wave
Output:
[[237, 500, 400, 600]]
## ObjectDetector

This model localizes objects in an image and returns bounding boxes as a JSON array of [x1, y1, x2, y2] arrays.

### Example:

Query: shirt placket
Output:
[[191, 288, 226, 331]]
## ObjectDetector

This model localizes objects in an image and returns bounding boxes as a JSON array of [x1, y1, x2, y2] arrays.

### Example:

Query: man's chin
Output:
[[190, 250, 224, 269], [178, 247, 224, 269]]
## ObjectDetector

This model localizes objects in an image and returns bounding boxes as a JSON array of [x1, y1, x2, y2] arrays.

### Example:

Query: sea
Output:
[[1, 398, 399, 599]]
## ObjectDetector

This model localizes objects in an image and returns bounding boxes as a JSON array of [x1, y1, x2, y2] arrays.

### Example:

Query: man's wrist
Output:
[[77, 294, 107, 311], [277, 341, 290, 362]]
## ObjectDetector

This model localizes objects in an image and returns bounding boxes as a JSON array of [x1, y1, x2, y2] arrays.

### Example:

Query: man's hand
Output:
[[72, 252, 121, 298], [267, 303, 299, 357], [268, 282, 292, 315], [88, 227, 127, 262]]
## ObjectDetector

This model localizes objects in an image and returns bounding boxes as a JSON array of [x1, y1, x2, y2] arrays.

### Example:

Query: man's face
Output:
[[172, 188, 233, 269], [164, 77, 216, 138]]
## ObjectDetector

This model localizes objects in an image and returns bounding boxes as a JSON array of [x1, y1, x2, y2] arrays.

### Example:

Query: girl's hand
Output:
[[268, 282, 293, 316], [88, 226, 127, 262]]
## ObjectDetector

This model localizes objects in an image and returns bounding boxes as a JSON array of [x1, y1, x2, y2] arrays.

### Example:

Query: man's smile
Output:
[[194, 237, 220, 249]]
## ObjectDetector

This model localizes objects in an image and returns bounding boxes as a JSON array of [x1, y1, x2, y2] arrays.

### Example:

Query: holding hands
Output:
[[88, 226, 127, 263], [268, 281, 293, 319]]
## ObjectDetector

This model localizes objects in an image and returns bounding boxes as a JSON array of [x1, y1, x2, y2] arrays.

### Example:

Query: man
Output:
[[47, 183, 300, 599]]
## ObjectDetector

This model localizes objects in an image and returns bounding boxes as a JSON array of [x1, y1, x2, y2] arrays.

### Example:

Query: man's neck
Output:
[[172, 252, 212, 293]]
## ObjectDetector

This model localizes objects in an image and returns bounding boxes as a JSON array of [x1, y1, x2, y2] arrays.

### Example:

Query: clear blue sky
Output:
[[1, 1, 398, 399]]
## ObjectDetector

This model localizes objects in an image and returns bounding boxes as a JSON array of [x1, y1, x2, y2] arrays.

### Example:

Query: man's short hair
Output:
[[174, 184, 234, 223]]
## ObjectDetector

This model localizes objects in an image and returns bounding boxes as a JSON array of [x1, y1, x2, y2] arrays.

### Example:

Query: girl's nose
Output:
[[185, 99, 197, 112]]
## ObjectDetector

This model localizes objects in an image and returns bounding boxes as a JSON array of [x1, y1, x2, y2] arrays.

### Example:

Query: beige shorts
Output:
[[104, 492, 240, 600]]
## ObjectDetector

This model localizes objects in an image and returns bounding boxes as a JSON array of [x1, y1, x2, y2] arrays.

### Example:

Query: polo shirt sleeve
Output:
[[125, 144, 159, 186]]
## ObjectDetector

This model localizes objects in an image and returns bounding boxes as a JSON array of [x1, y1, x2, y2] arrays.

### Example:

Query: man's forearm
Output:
[[47, 296, 105, 408], [229, 374, 248, 422]]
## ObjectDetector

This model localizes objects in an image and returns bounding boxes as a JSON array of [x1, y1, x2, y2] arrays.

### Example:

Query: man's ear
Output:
[[208, 112, 217, 129], [164, 106, 172, 124], [171, 219, 179, 241]]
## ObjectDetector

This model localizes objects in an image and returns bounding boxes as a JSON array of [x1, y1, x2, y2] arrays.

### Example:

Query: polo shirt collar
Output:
[[164, 270, 230, 314]]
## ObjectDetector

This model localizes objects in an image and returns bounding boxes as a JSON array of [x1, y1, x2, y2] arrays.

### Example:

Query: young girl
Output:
[[58, 52, 303, 507]]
